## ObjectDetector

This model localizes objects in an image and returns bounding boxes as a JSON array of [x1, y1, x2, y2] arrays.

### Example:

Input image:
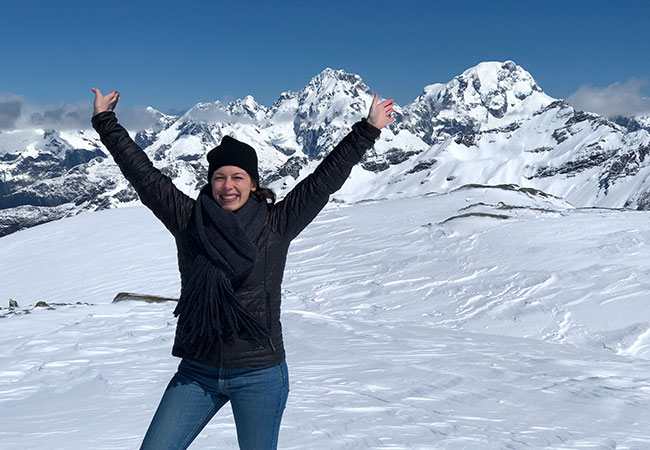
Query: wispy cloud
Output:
[[28, 101, 94, 130], [0, 94, 24, 130], [568, 78, 650, 118], [0, 92, 174, 131], [111, 106, 174, 131]]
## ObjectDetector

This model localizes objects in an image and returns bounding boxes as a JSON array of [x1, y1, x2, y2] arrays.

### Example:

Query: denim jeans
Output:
[[140, 359, 289, 450]]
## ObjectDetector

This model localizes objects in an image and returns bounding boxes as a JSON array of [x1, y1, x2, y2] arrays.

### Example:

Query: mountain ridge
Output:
[[1, 61, 649, 236]]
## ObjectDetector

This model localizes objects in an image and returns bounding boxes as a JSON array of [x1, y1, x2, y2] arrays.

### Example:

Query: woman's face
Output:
[[211, 165, 257, 211]]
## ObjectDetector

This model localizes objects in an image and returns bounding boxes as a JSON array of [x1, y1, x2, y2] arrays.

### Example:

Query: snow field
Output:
[[2, 186, 650, 448]]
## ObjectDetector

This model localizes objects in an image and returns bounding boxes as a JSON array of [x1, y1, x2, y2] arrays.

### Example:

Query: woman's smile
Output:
[[211, 166, 256, 211]]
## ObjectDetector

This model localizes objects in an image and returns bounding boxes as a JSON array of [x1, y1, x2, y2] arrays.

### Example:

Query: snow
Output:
[[0, 129, 97, 157], [0, 130, 38, 156], [2, 186, 650, 448], [59, 130, 100, 151]]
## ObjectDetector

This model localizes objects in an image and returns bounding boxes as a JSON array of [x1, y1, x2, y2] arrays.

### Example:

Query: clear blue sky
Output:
[[1, 0, 648, 113]]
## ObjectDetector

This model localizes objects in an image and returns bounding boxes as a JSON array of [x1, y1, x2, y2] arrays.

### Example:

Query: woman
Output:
[[91, 88, 394, 449]]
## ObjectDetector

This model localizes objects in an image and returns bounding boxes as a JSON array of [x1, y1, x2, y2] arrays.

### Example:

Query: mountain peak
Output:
[[409, 60, 554, 126], [226, 95, 267, 121], [312, 67, 361, 83], [302, 68, 370, 97], [457, 60, 541, 97]]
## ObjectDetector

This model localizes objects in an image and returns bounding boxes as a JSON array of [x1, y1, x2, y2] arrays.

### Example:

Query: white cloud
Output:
[[113, 106, 173, 131], [0, 93, 174, 131], [568, 78, 650, 118], [27, 101, 94, 130], [0, 94, 25, 130]]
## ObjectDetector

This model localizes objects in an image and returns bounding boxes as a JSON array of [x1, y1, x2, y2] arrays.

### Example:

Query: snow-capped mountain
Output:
[[399, 60, 553, 145], [611, 114, 650, 134], [2, 61, 650, 237], [0, 108, 178, 235]]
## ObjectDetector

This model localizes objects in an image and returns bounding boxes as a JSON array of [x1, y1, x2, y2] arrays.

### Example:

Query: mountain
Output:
[[611, 114, 650, 133], [2, 61, 650, 236]]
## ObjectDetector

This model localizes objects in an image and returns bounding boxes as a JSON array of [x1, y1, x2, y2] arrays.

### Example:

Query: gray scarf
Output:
[[173, 185, 270, 360]]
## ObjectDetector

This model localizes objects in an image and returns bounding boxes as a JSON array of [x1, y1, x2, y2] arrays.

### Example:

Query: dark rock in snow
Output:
[[407, 159, 437, 174]]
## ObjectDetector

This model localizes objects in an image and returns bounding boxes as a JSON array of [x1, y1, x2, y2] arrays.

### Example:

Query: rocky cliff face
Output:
[[2, 61, 650, 237]]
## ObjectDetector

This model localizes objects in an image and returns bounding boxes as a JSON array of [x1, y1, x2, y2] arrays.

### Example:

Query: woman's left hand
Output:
[[367, 93, 395, 130], [91, 88, 120, 117]]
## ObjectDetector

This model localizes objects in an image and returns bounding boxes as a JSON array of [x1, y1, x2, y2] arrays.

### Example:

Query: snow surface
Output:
[[2, 187, 650, 449]]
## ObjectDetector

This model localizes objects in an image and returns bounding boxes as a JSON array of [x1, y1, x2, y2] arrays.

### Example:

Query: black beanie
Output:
[[206, 136, 260, 183]]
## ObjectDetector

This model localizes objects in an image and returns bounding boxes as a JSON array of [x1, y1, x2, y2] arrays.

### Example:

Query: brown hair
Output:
[[251, 186, 276, 205]]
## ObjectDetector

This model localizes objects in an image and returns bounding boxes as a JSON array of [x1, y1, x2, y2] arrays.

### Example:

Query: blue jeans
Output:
[[140, 359, 289, 450]]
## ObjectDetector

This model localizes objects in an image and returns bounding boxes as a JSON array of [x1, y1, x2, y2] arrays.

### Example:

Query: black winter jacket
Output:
[[92, 111, 380, 368]]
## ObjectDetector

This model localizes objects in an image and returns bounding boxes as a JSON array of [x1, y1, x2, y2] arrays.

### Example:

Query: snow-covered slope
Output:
[[2, 187, 650, 448], [3, 61, 650, 238]]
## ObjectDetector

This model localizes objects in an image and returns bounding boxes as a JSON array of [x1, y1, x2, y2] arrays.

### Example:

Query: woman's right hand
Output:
[[91, 88, 120, 116], [367, 93, 395, 130]]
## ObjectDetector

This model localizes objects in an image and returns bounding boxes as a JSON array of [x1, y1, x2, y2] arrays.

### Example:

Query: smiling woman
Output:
[[90, 87, 394, 449], [211, 165, 256, 211], [206, 135, 261, 211]]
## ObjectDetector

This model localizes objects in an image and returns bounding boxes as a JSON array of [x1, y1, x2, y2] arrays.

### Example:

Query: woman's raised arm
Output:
[[91, 89, 194, 235], [271, 93, 392, 240]]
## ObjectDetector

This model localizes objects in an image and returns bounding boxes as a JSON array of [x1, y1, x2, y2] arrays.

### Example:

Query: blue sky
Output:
[[1, 0, 648, 118]]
